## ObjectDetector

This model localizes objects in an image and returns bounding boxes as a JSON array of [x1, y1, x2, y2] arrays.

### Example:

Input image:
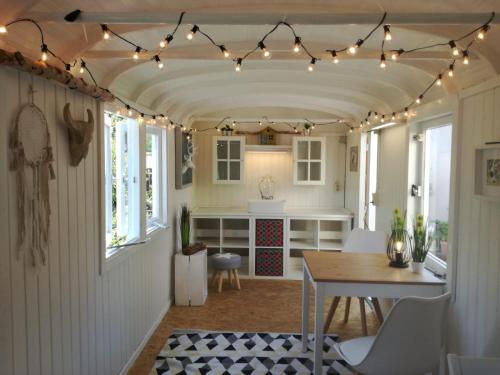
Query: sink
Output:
[[248, 199, 286, 213]]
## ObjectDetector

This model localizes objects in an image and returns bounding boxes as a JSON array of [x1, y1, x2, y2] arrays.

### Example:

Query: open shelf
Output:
[[222, 238, 249, 248], [289, 239, 317, 249], [319, 239, 343, 251]]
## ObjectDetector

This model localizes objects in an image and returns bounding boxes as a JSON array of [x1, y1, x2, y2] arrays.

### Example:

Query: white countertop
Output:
[[191, 207, 353, 219]]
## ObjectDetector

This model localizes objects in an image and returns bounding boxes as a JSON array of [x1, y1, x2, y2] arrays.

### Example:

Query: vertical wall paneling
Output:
[[0, 66, 184, 375]]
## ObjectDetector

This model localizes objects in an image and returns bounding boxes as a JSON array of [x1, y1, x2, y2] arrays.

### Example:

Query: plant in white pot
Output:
[[411, 214, 433, 274]]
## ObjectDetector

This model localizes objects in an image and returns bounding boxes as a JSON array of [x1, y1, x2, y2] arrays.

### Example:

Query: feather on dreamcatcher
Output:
[[9, 86, 55, 266]]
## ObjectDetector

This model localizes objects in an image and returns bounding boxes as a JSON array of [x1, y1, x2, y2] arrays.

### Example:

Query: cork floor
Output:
[[127, 279, 381, 375]]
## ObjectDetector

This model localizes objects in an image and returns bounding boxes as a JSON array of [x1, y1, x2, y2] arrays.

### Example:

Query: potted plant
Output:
[[411, 214, 433, 274]]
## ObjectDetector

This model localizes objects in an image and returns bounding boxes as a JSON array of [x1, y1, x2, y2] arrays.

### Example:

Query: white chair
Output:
[[448, 353, 500, 375], [323, 228, 387, 335], [334, 293, 451, 375]]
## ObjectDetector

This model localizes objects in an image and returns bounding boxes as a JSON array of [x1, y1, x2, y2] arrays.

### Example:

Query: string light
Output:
[[383, 25, 392, 41], [0, 25, 7, 33], [437, 74, 443, 86], [349, 127, 353, 133], [391, 48, 404, 60], [380, 53, 386, 68], [258, 41, 271, 58], [374, 112, 379, 120], [79, 60, 86, 74], [392, 112, 396, 120], [235, 58, 242, 72], [449, 40, 460, 56], [448, 63, 455, 77], [153, 55, 164, 69], [133, 46, 141, 60], [308, 58, 317, 72], [462, 50, 470, 64], [219, 45, 230, 58], [331, 50, 339, 64], [381, 115, 385, 122], [416, 94, 423, 104], [477, 25, 490, 40], [186, 25, 199, 40], [348, 39, 363, 54], [101, 24, 110, 40], [404, 107, 409, 117], [40, 43, 48, 61], [293, 36, 301, 53], [126, 105, 133, 116], [159, 34, 173, 48]]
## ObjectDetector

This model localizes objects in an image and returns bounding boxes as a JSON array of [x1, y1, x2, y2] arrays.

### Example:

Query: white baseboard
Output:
[[118, 299, 172, 375]]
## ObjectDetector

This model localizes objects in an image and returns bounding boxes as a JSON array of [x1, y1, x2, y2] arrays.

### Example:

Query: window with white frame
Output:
[[103, 112, 167, 259]]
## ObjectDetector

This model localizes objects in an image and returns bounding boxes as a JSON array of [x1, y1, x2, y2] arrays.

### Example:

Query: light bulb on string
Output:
[[360, 122, 364, 128], [448, 63, 454, 77], [462, 50, 469, 65], [449, 40, 460, 56], [380, 53, 386, 68], [383, 25, 392, 41], [126, 105, 133, 117], [258, 121, 263, 126], [331, 50, 339, 64], [133, 46, 141, 60], [391, 48, 404, 60], [374, 112, 379, 120], [293, 36, 301, 53], [154, 55, 164, 69], [235, 58, 242, 72], [258, 41, 271, 58], [392, 112, 396, 120], [308, 58, 317, 72], [186, 25, 199, 40], [381, 115, 385, 122], [416, 95, 423, 105], [437, 74, 443, 86], [232, 121, 236, 128], [41, 44, 48, 61], [348, 39, 363, 55], [219, 45, 230, 58], [477, 25, 490, 40], [159, 34, 173, 48], [79, 60, 86, 74], [404, 107, 409, 117], [101, 24, 110, 40], [151, 116, 156, 125], [349, 127, 353, 134], [0, 25, 7, 33]]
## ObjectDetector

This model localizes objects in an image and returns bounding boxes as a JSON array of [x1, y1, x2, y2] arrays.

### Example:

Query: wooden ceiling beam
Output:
[[22, 12, 498, 25]]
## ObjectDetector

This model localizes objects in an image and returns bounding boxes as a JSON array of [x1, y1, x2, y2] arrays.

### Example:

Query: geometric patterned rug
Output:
[[153, 330, 353, 374]]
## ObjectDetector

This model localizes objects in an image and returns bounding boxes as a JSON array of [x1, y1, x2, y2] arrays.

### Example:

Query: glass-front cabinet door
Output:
[[213, 136, 245, 184], [292, 136, 326, 185]]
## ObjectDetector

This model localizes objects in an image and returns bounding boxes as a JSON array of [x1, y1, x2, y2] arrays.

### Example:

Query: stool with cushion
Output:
[[211, 253, 241, 292]]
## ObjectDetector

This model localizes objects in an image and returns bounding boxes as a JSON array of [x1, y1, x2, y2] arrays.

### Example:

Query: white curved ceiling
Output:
[[1, 0, 499, 127]]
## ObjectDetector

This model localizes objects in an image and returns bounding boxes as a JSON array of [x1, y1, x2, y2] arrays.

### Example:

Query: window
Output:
[[103, 112, 167, 260], [145, 125, 165, 230], [423, 123, 452, 263]]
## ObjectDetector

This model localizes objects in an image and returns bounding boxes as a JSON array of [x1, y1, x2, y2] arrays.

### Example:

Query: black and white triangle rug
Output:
[[153, 330, 352, 374]]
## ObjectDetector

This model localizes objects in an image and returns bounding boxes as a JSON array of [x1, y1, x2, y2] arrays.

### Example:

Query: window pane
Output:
[[310, 162, 321, 181], [297, 162, 308, 181], [310, 141, 322, 160], [229, 161, 240, 180], [217, 140, 228, 159], [229, 140, 241, 159], [424, 125, 452, 262], [297, 141, 309, 160], [218, 161, 228, 180], [146, 130, 159, 224]]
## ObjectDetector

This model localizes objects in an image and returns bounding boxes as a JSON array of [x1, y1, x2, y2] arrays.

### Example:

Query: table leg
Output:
[[313, 283, 324, 375], [301, 265, 310, 353]]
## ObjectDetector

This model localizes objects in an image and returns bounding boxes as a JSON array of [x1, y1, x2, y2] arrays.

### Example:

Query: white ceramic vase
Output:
[[411, 261, 425, 274]]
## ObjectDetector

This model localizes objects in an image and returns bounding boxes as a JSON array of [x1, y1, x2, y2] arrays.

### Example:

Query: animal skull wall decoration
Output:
[[63, 103, 94, 166]]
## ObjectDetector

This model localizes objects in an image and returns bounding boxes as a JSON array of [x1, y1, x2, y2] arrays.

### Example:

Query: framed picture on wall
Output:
[[474, 144, 500, 201], [349, 146, 359, 172], [175, 127, 193, 189]]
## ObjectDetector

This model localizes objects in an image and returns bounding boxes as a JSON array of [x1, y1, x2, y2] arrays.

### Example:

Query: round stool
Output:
[[211, 253, 241, 292]]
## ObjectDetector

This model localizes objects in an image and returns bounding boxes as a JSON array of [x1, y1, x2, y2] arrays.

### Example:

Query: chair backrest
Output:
[[355, 293, 451, 375], [448, 353, 500, 375], [344, 228, 386, 253]]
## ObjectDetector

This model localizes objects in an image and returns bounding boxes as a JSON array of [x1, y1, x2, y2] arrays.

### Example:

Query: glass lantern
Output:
[[259, 175, 275, 200]]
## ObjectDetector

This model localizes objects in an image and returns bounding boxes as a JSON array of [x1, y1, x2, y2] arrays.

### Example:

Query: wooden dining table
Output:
[[301, 251, 446, 375]]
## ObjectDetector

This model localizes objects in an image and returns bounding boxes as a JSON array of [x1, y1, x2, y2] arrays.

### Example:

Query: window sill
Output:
[[425, 253, 447, 279]]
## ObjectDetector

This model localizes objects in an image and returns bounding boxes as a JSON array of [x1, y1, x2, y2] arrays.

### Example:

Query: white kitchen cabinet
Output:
[[292, 136, 326, 185], [213, 136, 245, 184]]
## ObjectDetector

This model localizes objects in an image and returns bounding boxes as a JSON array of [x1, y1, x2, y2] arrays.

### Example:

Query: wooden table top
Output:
[[303, 251, 445, 285]]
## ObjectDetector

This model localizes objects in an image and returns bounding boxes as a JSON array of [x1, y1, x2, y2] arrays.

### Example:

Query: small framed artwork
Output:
[[349, 146, 359, 172], [175, 127, 193, 189], [474, 144, 500, 201]]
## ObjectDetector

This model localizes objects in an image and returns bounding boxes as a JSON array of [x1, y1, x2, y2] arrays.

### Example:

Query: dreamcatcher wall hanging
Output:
[[9, 86, 55, 266]]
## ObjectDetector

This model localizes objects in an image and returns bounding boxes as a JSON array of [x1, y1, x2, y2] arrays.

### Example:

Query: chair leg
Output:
[[227, 269, 232, 286], [323, 296, 341, 333], [211, 270, 218, 286], [343, 297, 351, 323], [233, 269, 241, 290], [217, 271, 224, 293], [372, 298, 384, 324], [359, 297, 368, 336]]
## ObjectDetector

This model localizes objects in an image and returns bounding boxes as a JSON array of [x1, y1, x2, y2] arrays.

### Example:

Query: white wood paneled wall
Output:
[[449, 82, 500, 357], [0, 67, 180, 375], [192, 133, 346, 209]]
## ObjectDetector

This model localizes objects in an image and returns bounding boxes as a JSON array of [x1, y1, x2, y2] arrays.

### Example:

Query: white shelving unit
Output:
[[192, 208, 353, 281]]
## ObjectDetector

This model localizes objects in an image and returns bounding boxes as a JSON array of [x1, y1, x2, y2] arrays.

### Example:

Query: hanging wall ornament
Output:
[[63, 103, 94, 166], [9, 86, 56, 266]]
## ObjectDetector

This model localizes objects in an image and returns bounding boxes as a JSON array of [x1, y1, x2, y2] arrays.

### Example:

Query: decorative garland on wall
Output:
[[0, 11, 495, 132]]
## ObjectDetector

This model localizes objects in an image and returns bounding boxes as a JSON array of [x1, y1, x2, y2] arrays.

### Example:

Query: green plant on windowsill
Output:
[[433, 220, 448, 253], [412, 214, 433, 263]]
